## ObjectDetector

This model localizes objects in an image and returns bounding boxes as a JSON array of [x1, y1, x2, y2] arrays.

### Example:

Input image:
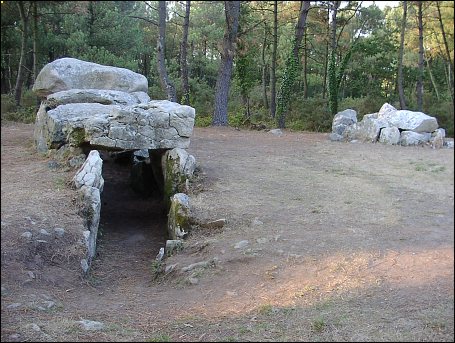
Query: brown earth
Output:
[[1, 121, 454, 342]]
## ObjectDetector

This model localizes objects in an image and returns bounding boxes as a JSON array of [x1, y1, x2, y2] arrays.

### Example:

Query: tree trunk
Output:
[[269, 0, 278, 118], [292, 1, 311, 61], [157, 1, 176, 102], [212, 1, 241, 126], [276, 1, 311, 129], [180, 1, 191, 105], [436, 1, 454, 104], [322, 5, 330, 99], [397, 0, 407, 109], [416, 1, 424, 111], [328, 1, 340, 115], [426, 57, 439, 100], [14, 2, 29, 106], [303, 27, 308, 98], [261, 24, 269, 109], [32, 1, 38, 84]]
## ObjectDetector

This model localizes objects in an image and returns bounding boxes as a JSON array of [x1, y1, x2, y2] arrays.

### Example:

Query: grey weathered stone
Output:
[[181, 260, 210, 272], [167, 193, 191, 240], [162, 148, 196, 204], [378, 126, 400, 145], [269, 128, 283, 136], [430, 128, 445, 149], [399, 131, 431, 146], [46, 89, 147, 107], [77, 319, 105, 331], [75, 151, 103, 274], [34, 101, 195, 153], [33, 58, 148, 98], [383, 110, 438, 133], [378, 103, 397, 116], [73, 150, 104, 191], [234, 240, 249, 249], [444, 139, 454, 149], [53, 227, 65, 237], [329, 132, 344, 142], [332, 109, 357, 136], [21, 231, 32, 240]]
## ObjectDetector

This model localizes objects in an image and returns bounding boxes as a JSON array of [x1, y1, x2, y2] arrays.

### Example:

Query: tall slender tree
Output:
[[14, 1, 30, 106], [416, 1, 424, 111], [270, 0, 278, 118], [276, 1, 310, 128], [157, 1, 176, 102], [212, 1, 241, 126], [398, 0, 407, 109], [180, 1, 191, 105]]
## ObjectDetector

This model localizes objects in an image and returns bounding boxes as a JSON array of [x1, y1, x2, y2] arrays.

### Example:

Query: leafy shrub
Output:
[[195, 115, 212, 127], [1, 92, 38, 124]]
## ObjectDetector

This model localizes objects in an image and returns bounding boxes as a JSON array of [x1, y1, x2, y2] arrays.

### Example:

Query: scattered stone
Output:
[[47, 160, 61, 170], [7, 303, 22, 309], [165, 240, 183, 256], [252, 218, 263, 226], [181, 261, 210, 272], [53, 227, 65, 237], [164, 263, 178, 274], [1, 286, 8, 296], [256, 238, 268, 244], [77, 319, 105, 331], [188, 276, 199, 285], [8, 334, 21, 342], [332, 103, 445, 147], [36, 240, 48, 244], [26, 323, 41, 332], [42, 300, 56, 309], [201, 219, 226, 229], [21, 231, 33, 240], [331, 109, 357, 136], [269, 129, 283, 136], [234, 240, 249, 249], [444, 140, 454, 149], [39, 229, 50, 236], [155, 247, 165, 262], [26, 271, 35, 279]]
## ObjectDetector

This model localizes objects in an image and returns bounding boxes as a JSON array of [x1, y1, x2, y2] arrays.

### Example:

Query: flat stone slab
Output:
[[33, 58, 148, 98], [34, 100, 195, 152]]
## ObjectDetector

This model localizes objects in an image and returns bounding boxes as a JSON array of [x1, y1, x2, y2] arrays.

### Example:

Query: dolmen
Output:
[[32, 57, 196, 274]]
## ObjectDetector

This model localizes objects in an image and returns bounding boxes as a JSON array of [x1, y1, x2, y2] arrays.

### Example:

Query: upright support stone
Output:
[[167, 193, 191, 240], [162, 148, 196, 208], [72, 150, 104, 274]]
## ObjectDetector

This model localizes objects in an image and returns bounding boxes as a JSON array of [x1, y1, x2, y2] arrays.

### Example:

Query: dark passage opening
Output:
[[95, 150, 167, 279]]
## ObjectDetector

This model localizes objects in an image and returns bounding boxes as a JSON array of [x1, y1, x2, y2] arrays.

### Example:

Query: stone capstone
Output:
[[33, 58, 148, 98], [34, 100, 195, 153], [46, 89, 150, 107]]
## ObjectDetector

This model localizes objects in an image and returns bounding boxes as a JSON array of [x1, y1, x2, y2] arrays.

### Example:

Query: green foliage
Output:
[[195, 115, 212, 127], [276, 39, 300, 128], [1, 93, 37, 124], [327, 51, 338, 116], [228, 112, 244, 127]]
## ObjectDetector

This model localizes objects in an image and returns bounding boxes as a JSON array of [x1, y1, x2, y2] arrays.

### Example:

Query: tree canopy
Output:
[[1, 1, 453, 136]]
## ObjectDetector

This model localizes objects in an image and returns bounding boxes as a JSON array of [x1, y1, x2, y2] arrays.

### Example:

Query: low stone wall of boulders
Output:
[[33, 58, 197, 274], [329, 103, 453, 148]]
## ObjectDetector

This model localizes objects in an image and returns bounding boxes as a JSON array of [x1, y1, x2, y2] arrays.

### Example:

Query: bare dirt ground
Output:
[[1, 121, 454, 342]]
